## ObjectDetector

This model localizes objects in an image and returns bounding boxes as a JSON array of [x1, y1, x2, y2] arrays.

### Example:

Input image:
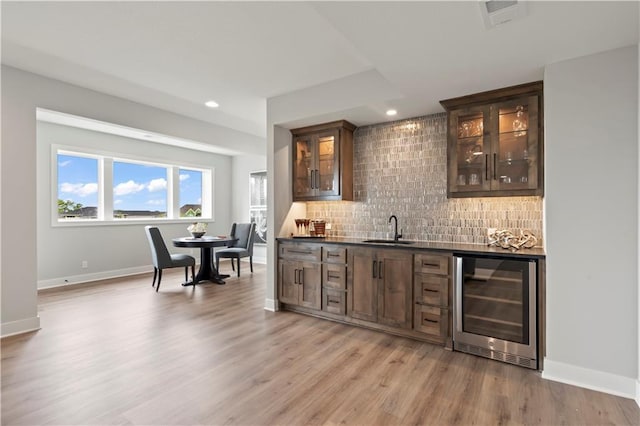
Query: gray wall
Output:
[[36, 121, 233, 287], [543, 46, 638, 393], [1, 66, 265, 336]]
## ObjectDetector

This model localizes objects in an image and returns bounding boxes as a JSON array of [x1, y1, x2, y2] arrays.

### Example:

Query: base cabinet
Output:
[[413, 253, 452, 346], [278, 260, 321, 309], [278, 243, 322, 310], [349, 248, 413, 329], [277, 240, 455, 348], [322, 247, 347, 315]]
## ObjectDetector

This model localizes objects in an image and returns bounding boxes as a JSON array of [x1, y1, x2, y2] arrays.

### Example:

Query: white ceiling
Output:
[[2, 1, 638, 140]]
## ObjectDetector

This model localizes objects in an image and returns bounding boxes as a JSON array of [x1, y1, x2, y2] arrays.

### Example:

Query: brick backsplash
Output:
[[306, 113, 543, 245]]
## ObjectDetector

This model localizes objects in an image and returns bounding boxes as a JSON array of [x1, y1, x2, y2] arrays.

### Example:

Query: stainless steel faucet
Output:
[[388, 215, 402, 241]]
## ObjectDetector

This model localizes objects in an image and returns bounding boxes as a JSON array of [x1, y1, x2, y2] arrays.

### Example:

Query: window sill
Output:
[[52, 218, 214, 228]]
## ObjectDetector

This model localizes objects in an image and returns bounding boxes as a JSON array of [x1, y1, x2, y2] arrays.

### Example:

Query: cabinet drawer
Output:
[[415, 253, 450, 275], [279, 244, 321, 262], [323, 263, 346, 290], [323, 288, 346, 315], [414, 305, 448, 338], [414, 274, 449, 307], [323, 246, 346, 264]]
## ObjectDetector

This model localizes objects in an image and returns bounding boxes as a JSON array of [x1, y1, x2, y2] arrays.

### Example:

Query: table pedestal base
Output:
[[181, 246, 228, 285]]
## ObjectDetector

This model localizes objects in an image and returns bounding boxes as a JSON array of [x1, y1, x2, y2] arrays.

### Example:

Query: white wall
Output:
[[231, 154, 267, 263], [1, 66, 265, 336], [36, 121, 233, 287], [543, 46, 638, 398]]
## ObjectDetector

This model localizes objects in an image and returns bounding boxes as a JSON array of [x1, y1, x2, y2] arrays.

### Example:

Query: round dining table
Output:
[[172, 236, 237, 285]]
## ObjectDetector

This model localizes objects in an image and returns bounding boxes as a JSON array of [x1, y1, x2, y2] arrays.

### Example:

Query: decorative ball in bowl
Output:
[[190, 231, 206, 238]]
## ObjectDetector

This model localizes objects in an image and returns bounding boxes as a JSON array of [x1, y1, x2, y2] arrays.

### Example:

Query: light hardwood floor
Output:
[[2, 262, 638, 425]]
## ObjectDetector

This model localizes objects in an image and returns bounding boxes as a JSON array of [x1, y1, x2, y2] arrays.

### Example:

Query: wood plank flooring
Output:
[[2, 262, 638, 425]]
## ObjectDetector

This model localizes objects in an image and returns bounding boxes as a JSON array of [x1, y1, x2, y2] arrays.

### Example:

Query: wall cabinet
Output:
[[349, 248, 413, 329], [440, 81, 543, 198], [291, 120, 356, 201], [413, 253, 452, 347], [278, 243, 322, 310]]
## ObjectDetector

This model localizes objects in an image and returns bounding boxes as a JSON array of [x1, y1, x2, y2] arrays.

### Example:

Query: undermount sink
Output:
[[362, 239, 415, 245]]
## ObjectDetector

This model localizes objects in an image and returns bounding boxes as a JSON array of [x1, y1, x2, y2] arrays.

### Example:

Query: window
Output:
[[179, 168, 203, 218], [57, 153, 99, 220], [113, 160, 167, 219], [54, 147, 212, 224], [249, 171, 267, 244]]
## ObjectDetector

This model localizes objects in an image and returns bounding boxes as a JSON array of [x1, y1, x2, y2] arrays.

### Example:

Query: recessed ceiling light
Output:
[[205, 100, 219, 108], [386, 109, 397, 116]]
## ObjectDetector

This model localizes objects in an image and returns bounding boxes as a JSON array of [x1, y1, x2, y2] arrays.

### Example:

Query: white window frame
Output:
[[52, 145, 214, 227]]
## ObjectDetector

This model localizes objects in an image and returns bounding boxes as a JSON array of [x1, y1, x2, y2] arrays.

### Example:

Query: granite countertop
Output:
[[276, 236, 545, 258]]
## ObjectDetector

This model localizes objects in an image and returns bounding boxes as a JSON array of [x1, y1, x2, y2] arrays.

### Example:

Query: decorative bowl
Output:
[[190, 231, 206, 238]]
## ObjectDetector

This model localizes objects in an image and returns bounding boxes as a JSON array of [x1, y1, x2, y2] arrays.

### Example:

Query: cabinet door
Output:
[[443, 82, 543, 198], [377, 250, 413, 329], [278, 260, 299, 305], [293, 134, 315, 199], [448, 105, 491, 195], [315, 129, 340, 198], [299, 261, 321, 310], [492, 96, 540, 192], [349, 249, 378, 322]]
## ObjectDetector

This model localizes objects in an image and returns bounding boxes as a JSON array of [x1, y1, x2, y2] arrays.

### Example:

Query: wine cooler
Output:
[[453, 255, 537, 369]]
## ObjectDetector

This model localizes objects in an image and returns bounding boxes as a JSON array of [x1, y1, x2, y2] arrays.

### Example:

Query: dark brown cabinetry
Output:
[[413, 253, 452, 347], [322, 246, 347, 315], [440, 81, 543, 198], [278, 243, 322, 310], [349, 248, 413, 329], [291, 120, 356, 201]]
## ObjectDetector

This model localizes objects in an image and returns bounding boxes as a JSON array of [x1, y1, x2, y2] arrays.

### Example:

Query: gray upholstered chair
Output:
[[215, 222, 256, 278], [145, 226, 195, 292]]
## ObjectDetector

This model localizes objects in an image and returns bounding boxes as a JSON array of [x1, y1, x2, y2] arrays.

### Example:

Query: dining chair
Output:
[[145, 226, 195, 291], [215, 222, 256, 278]]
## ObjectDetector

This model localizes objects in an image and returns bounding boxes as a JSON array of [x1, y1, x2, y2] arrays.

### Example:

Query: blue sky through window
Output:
[[179, 168, 202, 210], [58, 154, 98, 208], [113, 161, 167, 212], [58, 151, 208, 220]]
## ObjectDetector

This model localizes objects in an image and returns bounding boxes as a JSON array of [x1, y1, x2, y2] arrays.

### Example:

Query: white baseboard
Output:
[[38, 265, 153, 289], [542, 358, 636, 400], [264, 298, 278, 312], [1, 316, 41, 338]]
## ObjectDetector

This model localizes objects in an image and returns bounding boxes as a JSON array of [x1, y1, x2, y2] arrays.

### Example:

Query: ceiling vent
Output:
[[479, 0, 527, 29]]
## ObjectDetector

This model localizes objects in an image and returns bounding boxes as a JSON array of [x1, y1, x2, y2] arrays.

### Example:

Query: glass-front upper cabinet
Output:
[[292, 121, 355, 201], [449, 106, 491, 193], [441, 82, 543, 198]]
